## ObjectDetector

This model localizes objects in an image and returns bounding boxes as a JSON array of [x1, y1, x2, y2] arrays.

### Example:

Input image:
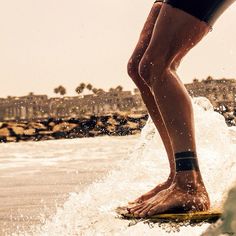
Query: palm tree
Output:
[[58, 86, 66, 96], [206, 76, 213, 81], [54, 86, 66, 96], [75, 86, 83, 95], [96, 88, 105, 95], [86, 83, 93, 91], [80, 83, 86, 89], [92, 88, 98, 94], [115, 85, 123, 92], [75, 83, 86, 95], [54, 87, 59, 94]]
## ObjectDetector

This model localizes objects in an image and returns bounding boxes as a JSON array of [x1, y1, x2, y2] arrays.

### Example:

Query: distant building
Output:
[[1, 77, 236, 121], [0, 93, 49, 121], [185, 77, 236, 111], [0, 90, 147, 121]]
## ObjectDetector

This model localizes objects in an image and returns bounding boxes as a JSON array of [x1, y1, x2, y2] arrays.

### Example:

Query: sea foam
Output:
[[28, 97, 236, 236]]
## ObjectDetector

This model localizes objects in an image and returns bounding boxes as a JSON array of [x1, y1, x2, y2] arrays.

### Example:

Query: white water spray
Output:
[[24, 97, 236, 236]]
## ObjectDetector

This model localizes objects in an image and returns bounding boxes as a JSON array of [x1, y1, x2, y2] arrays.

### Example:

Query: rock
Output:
[[48, 122, 55, 127], [225, 113, 234, 120], [116, 111, 129, 116], [6, 136, 17, 142], [52, 122, 77, 133], [127, 114, 145, 119], [9, 123, 27, 128], [0, 123, 8, 128], [107, 117, 118, 126], [96, 120, 105, 127], [80, 119, 96, 130], [89, 130, 102, 136], [115, 127, 130, 136], [139, 119, 147, 127], [39, 131, 54, 135], [29, 122, 47, 130], [40, 135, 54, 141], [11, 126, 25, 135], [131, 130, 141, 135], [124, 121, 139, 129], [106, 125, 116, 133], [48, 121, 56, 127], [0, 128, 10, 137], [23, 128, 36, 136], [80, 115, 91, 120]]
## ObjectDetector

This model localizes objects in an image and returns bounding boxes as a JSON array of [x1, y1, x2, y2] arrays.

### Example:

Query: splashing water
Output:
[[23, 97, 236, 236]]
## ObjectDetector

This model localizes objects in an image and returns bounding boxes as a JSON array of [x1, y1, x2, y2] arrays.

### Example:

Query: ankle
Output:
[[173, 151, 203, 191], [174, 170, 205, 193], [167, 172, 175, 183]]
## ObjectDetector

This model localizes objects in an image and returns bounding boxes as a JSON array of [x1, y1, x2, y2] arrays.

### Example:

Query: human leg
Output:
[[128, 3, 211, 216], [127, 1, 175, 203], [128, 0, 236, 217]]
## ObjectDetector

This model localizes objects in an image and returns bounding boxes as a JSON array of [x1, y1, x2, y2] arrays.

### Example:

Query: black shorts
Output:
[[154, 0, 235, 26]]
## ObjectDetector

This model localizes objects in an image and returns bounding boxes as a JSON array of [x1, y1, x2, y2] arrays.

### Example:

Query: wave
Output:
[[26, 97, 236, 236]]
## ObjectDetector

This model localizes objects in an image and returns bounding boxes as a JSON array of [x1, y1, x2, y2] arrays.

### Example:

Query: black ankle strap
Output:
[[175, 151, 197, 159], [175, 151, 199, 172]]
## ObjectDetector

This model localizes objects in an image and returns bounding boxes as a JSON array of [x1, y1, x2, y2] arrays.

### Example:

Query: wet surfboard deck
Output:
[[116, 206, 222, 223]]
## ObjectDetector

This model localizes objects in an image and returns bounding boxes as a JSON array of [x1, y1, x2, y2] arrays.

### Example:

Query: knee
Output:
[[138, 54, 151, 82], [138, 53, 166, 87], [127, 57, 140, 80], [138, 53, 178, 88]]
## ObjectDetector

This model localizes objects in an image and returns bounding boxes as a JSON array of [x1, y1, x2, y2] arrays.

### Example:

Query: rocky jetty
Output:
[[0, 113, 148, 143], [1, 106, 234, 143]]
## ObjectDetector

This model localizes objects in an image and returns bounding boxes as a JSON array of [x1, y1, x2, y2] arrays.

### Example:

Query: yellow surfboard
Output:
[[116, 206, 222, 223]]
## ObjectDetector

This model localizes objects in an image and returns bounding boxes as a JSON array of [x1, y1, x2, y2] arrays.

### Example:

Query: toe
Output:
[[139, 204, 154, 218], [133, 204, 150, 217], [128, 202, 145, 214], [134, 204, 149, 217], [147, 205, 162, 216]]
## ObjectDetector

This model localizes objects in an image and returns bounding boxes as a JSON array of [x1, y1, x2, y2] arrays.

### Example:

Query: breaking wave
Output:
[[23, 97, 236, 236]]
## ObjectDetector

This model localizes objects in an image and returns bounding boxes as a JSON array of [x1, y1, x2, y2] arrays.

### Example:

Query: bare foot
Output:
[[128, 175, 173, 205], [128, 171, 210, 218]]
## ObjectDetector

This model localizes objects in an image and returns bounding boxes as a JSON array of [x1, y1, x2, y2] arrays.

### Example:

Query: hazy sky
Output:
[[0, 0, 236, 97]]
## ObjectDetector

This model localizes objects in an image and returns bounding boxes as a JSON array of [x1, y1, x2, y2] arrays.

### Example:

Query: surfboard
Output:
[[116, 206, 222, 223]]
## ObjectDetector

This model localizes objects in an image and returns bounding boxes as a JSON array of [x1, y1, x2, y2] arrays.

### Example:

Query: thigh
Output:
[[143, 4, 211, 69], [129, 1, 163, 63]]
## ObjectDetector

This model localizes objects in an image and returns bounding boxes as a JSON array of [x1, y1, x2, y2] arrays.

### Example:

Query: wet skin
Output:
[[126, 2, 211, 216], [127, 1, 176, 205], [128, 171, 210, 217]]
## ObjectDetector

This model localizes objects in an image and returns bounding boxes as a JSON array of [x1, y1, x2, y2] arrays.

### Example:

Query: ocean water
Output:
[[27, 97, 236, 236], [3, 97, 236, 235], [0, 135, 138, 235]]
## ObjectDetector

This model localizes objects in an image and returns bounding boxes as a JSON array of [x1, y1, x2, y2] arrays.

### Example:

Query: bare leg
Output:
[[127, 2, 175, 203], [129, 4, 211, 216]]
